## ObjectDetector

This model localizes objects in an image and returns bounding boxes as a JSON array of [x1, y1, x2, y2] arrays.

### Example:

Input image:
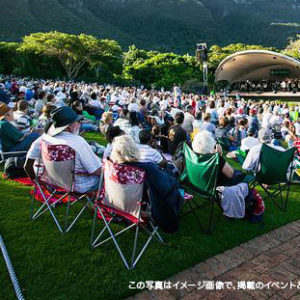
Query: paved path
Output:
[[130, 220, 300, 300]]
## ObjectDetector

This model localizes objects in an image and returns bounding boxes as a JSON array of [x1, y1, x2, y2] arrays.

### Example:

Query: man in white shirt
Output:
[[138, 129, 166, 167], [240, 128, 260, 151], [25, 106, 102, 193], [182, 105, 195, 134], [127, 98, 139, 112], [242, 129, 285, 172]]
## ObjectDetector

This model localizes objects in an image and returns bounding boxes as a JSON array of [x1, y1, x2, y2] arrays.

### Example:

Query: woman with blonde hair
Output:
[[111, 135, 140, 163], [99, 111, 113, 135]]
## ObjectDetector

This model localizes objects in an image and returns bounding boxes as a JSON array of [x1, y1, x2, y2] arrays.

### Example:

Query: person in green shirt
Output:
[[0, 102, 39, 153]]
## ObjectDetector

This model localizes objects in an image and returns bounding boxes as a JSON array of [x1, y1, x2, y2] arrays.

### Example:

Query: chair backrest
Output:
[[257, 143, 296, 184], [181, 143, 219, 198], [103, 159, 146, 218], [39, 141, 76, 191]]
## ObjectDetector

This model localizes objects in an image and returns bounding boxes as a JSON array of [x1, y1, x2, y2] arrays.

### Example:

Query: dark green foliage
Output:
[[1, 0, 300, 53]]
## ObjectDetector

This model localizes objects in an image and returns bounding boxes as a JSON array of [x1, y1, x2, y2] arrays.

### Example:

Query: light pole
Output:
[[196, 43, 208, 94]]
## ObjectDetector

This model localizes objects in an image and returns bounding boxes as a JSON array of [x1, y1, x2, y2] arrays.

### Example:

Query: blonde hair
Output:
[[101, 112, 113, 124], [111, 135, 141, 163]]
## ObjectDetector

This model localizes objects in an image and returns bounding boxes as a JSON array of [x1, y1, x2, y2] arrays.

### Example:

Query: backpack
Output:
[[4, 157, 27, 179], [244, 188, 265, 223]]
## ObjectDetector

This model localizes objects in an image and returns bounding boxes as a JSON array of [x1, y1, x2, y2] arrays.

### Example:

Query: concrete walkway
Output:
[[130, 220, 300, 299]]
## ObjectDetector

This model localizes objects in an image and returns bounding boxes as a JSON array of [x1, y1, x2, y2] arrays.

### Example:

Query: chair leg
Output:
[[131, 224, 140, 268], [65, 193, 72, 233], [207, 199, 215, 235], [98, 208, 130, 270]]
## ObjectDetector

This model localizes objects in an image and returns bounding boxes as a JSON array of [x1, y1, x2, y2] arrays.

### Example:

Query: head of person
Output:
[[17, 100, 29, 113], [203, 113, 211, 122], [47, 94, 55, 103], [47, 106, 81, 136], [247, 127, 256, 137], [42, 103, 56, 119], [139, 129, 152, 145], [174, 112, 184, 125], [258, 129, 271, 144], [71, 100, 83, 113], [0, 102, 13, 122], [289, 124, 296, 135], [90, 92, 97, 100], [195, 111, 202, 121], [101, 112, 113, 125], [111, 135, 140, 164], [209, 101, 215, 109], [38, 91, 46, 100], [250, 108, 257, 116], [151, 125, 160, 136], [140, 99, 146, 107], [105, 126, 125, 144], [192, 130, 216, 155], [186, 105, 193, 114], [128, 111, 139, 127], [119, 108, 129, 119], [219, 116, 228, 128]]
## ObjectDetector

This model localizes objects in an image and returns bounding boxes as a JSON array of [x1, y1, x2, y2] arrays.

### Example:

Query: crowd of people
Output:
[[234, 78, 300, 94], [0, 75, 299, 230]]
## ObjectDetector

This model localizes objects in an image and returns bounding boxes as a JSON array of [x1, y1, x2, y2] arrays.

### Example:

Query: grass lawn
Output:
[[1, 132, 300, 299]]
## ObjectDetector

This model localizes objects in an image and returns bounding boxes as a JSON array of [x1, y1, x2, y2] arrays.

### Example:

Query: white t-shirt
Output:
[[128, 103, 139, 112], [242, 143, 285, 172], [240, 136, 260, 151], [27, 132, 102, 193], [138, 144, 163, 164], [182, 112, 195, 133]]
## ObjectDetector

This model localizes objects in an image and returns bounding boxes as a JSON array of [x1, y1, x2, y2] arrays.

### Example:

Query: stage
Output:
[[226, 91, 300, 101]]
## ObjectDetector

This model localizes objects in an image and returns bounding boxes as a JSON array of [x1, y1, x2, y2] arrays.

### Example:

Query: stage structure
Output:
[[215, 50, 300, 83], [215, 50, 300, 100]]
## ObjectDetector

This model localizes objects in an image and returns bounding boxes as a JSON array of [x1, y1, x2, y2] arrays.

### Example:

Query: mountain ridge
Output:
[[0, 0, 299, 52]]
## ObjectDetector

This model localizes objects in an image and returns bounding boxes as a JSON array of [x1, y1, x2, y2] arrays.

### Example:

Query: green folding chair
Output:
[[180, 143, 223, 234], [253, 144, 296, 211]]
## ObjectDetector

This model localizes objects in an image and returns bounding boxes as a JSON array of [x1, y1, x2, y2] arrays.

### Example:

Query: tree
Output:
[[123, 51, 202, 89], [19, 31, 122, 79], [208, 43, 277, 71], [0, 42, 19, 74], [283, 35, 300, 59]]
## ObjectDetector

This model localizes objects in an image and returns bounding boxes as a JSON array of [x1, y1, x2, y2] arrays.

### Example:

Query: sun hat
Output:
[[0, 103, 10, 119], [47, 106, 80, 137]]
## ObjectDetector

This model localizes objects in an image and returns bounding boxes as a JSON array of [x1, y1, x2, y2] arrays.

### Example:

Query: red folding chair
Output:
[[91, 158, 164, 269], [31, 140, 97, 233]]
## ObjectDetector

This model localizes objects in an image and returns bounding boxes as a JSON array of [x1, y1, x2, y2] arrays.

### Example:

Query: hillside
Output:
[[0, 0, 299, 52]]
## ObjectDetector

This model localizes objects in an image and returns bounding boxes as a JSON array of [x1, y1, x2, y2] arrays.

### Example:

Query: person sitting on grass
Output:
[[0, 102, 39, 153], [242, 128, 285, 173], [103, 126, 125, 159], [24, 106, 102, 193], [13, 100, 32, 134], [138, 129, 167, 168]]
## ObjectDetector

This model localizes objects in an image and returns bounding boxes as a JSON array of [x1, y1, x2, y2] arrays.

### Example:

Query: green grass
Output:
[[1, 132, 300, 299]]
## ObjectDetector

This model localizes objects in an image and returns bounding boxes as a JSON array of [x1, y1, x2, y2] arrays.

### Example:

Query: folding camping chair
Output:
[[31, 141, 96, 233], [252, 143, 296, 211], [180, 143, 223, 234], [91, 159, 164, 270], [0, 138, 27, 162]]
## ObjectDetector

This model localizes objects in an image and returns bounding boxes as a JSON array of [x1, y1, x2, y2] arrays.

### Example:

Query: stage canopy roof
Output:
[[215, 50, 300, 83]]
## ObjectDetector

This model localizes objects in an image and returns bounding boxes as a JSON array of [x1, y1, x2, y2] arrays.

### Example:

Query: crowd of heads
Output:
[[0, 75, 300, 167]]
